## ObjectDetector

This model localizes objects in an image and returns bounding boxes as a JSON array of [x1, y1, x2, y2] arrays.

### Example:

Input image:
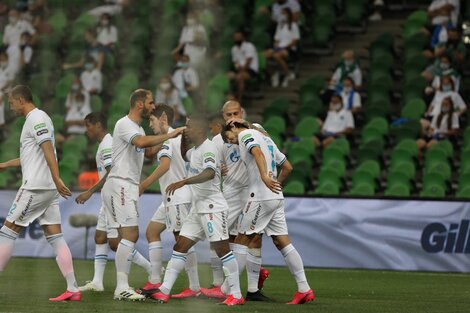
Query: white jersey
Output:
[[108, 116, 145, 185], [187, 138, 226, 213], [238, 129, 286, 201], [96, 133, 113, 180], [20, 108, 56, 190], [157, 134, 191, 205], [212, 134, 248, 194]]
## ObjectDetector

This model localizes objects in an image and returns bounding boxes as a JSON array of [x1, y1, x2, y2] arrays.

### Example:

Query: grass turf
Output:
[[0, 257, 469, 312]]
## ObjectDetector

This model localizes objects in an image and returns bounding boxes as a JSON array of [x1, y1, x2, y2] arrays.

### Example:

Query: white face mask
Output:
[[187, 18, 196, 26], [440, 63, 450, 70], [9, 16, 18, 25], [344, 60, 353, 67], [442, 84, 452, 92], [331, 103, 342, 111], [441, 107, 450, 113], [343, 86, 352, 93], [160, 82, 171, 91]]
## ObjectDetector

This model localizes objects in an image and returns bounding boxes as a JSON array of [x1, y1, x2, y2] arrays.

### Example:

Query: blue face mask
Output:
[[85, 63, 94, 71], [178, 62, 189, 69], [442, 84, 452, 92]]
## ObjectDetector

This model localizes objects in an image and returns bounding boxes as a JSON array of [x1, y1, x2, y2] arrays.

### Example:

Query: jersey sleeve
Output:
[[157, 139, 173, 161], [273, 142, 287, 166], [30, 113, 53, 146], [117, 119, 142, 145], [239, 129, 260, 153], [202, 145, 217, 171]]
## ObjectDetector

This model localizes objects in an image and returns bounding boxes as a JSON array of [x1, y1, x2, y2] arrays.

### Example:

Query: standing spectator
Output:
[[172, 12, 207, 69], [63, 80, 92, 137], [3, 9, 36, 46], [172, 54, 199, 99], [24, 0, 50, 34], [19, 31, 33, 67], [264, 8, 300, 87], [329, 50, 362, 91], [427, 0, 460, 28], [5, 43, 21, 77], [63, 29, 105, 70], [96, 13, 118, 51], [80, 59, 102, 94], [155, 76, 186, 125], [228, 32, 258, 101], [339, 77, 361, 114], [271, 0, 301, 24]]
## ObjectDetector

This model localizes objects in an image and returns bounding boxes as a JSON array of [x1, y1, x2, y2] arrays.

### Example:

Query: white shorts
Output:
[[238, 199, 288, 236], [151, 202, 191, 232], [224, 188, 248, 236], [101, 178, 139, 228], [96, 206, 119, 238], [6, 188, 61, 227], [180, 210, 229, 243]]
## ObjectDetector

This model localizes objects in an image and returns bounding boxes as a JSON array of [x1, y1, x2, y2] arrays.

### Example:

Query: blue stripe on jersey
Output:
[[171, 253, 187, 261], [158, 153, 172, 160], [277, 157, 287, 166]]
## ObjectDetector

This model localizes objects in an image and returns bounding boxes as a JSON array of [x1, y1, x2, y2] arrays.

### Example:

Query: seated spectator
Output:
[[417, 96, 458, 150], [155, 76, 186, 125], [313, 94, 354, 148], [3, 9, 36, 46], [63, 29, 105, 70], [427, 0, 459, 29], [228, 31, 258, 101], [426, 76, 466, 118], [172, 54, 199, 99], [431, 54, 460, 91], [96, 13, 118, 51], [19, 31, 33, 67], [172, 11, 207, 69], [80, 59, 102, 94], [271, 0, 301, 24], [339, 77, 361, 114], [264, 8, 300, 87], [329, 50, 362, 91], [0, 51, 15, 92]]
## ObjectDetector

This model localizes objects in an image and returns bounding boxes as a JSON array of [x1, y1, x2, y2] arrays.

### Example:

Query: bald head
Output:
[[222, 100, 242, 121]]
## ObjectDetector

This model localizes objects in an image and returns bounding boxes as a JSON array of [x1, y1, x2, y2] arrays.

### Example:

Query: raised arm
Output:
[[166, 168, 215, 196], [40, 141, 72, 198], [0, 158, 21, 171], [133, 127, 185, 148], [140, 157, 171, 195]]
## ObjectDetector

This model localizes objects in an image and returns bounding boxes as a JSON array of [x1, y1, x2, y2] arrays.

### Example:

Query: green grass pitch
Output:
[[0, 258, 469, 312]]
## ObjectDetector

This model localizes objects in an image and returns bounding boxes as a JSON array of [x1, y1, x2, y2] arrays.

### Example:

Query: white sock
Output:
[[115, 239, 134, 292], [185, 247, 200, 291], [281, 244, 310, 293], [0, 226, 18, 271], [232, 243, 248, 273], [46, 233, 79, 292], [160, 250, 187, 295], [221, 251, 241, 299], [246, 248, 262, 293], [129, 248, 151, 277], [210, 249, 224, 286], [149, 241, 163, 284], [92, 243, 108, 287]]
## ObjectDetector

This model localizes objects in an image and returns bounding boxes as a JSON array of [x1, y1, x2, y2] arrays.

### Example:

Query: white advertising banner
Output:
[[0, 190, 468, 272]]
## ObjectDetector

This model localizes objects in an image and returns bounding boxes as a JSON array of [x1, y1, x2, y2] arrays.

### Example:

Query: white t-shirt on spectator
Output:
[[3, 20, 36, 46], [97, 25, 118, 46], [271, 0, 301, 23], [172, 67, 199, 96], [80, 69, 103, 93], [274, 22, 300, 50], [331, 65, 362, 88], [65, 91, 92, 135], [429, 90, 466, 116], [340, 90, 361, 110], [231, 41, 259, 73], [430, 112, 459, 134], [179, 24, 207, 68], [6, 44, 21, 76], [428, 0, 460, 27], [22, 45, 33, 64], [155, 88, 186, 116], [0, 65, 15, 90], [432, 75, 460, 92], [323, 109, 355, 133]]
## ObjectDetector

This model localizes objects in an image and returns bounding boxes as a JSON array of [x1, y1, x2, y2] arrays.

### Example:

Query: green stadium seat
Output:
[[300, 75, 326, 94], [263, 97, 289, 120], [352, 170, 376, 189], [349, 182, 375, 196], [297, 98, 323, 117], [299, 89, 320, 107], [389, 161, 416, 181], [344, 0, 367, 25], [456, 186, 470, 198], [424, 148, 448, 168], [283, 181, 306, 196], [420, 184, 446, 197], [355, 160, 381, 178], [314, 181, 340, 195], [424, 162, 452, 182], [287, 138, 315, 155], [323, 144, 347, 160], [289, 148, 314, 170], [357, 139, 384, 163], [392, 120, 421, 141], [387, 171, 411, 189], [422, 172, 447, 191], [406, 10, 428, 27], [294, 117, 320, 137], [385, 184, 411, 197], [401, 98, 426, 120], [263, 116, 286, 135], [320, 159, 346, 178]]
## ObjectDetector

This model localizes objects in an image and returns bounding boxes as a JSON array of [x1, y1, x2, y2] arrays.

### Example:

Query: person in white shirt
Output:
[[428, 0, 459, 28], [64, 86, 91, 136], [80, 59, 103, 94], [427, 76, 466, 118], [221, 120, 314, 305], [0, 85, 79, 302], [172, 54, 199, 99], [20, 32, 34, 67], [314, 94, 354, 148], [100, 89, 184, 301], [264, 8, 300, 87], [271, 0, 301, 24], [96, 13, 118, 50], [76, 112, 152, 292], [155, 76, 186, 125], [329, 50, 362, 91], [228, 32, 259, 101], [0, 93, 4, 139], [430, 55, 460, 92], [138, 104, 201, 299], [3, 9, 36, 46], [172, 12, 207, 69], [88, 0, 130, 18], [0, 52, 15, 93], [150, 115, 243, 306], [340, 77, 361, 114]]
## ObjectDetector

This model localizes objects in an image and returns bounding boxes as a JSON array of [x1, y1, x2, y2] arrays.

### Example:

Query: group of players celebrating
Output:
[[0, 85, 314, 306]]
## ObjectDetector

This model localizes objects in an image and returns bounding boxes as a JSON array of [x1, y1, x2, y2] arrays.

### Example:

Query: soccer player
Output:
[[222, 120, 315, 305], [101, 89, 185, 301], [75, 112, 151, 292], [138, 104, 201, 298], [0, 85, 80, 301], [150, 115, 244, 306], [203, 100, 269, 301]]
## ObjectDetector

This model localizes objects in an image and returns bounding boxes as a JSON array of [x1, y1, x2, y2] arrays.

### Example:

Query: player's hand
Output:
[[221, 163, 228, 177], [226, 118, 248, 127], [75, 190, 92, 204], [55, 178, 72, 199], [139, 184, 145, 196], [169, 127, 186, 139], [166, 180, 186, 196], [0, 162, 7, 172], [261, 175, 282, 194], [159, 112, 169, 134]]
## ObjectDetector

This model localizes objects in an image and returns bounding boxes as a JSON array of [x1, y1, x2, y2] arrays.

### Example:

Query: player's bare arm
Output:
[[180, 130, 193, 162], [139, 156, 170, 196], [166, 168, 215, 196], [277, 159, 293, 185], [251, 146, 282, 194], [0, 158, 21, 171], [40, 140, 72, 199], [75, 167, 111, 204], [133, 127, 185, 148]]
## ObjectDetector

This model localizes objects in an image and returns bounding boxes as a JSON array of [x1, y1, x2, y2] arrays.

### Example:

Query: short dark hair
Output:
[[84, 112, 107, 129], [221, 121, 248, 143], [10, 85, 33, 102], [188, 114, 209, 130], [153, 103, 175, 124], [130, 89, 151, 108], [209, 113, 225, 126]]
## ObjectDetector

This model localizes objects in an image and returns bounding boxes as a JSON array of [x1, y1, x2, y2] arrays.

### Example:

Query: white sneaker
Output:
[[271, 72, 280, 87], [114, 288, 146, 301], [281, 72, 296, 87], [79, 281, 104, 292]]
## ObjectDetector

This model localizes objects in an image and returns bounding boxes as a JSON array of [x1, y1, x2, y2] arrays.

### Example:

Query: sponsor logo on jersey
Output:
[[18, 195, 34, 221], [204, 157, 215, 164], [161, 145, 170, 150], [36, 129, 49, 136], [203, 152, 216, 158], [120, 187, 125, 206], [421, 220, 470, 253], [33, 123, 46, 130]]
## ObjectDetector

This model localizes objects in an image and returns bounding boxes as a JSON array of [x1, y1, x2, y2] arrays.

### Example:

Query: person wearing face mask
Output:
[[313, 95, 354, 148], [339, 77, 361, 114], [80, 59, 103, 94], [426, 76, 466, 119], [271, 0, 301, 24], [3, 9, 36, 46], [172, 54, 199, 99], [427, 0, 459, 29], [63, 80, 92, 138], [156, 76, 186, 126], [63, 29, 105, 71], [431, 55, 460, 92], [329, 50, 362, 91], [96, 13, 118, 50], [228, 31, 258, 101], [172, 12, 207, 69]]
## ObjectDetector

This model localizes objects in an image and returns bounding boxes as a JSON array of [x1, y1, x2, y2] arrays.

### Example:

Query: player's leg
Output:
[[145, 221, 165, 288], [0, 220, 22, 271], [171, 231, 201, 298]]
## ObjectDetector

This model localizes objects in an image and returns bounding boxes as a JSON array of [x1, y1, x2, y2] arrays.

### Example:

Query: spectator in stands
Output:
[[80, 58, 102, 94], [329, 50, 362, 91], [427, 0, 459, 29], [19, 31, 33, 67], [172, 11, 207, 69], [172, 54, 199, 100], [417, 96, 459, 150], [24, 0, 50, 34], [5, 42, 21, 77], [313, 94, 354, 148], [0, 94, 4, 140], [155, 76, 186, 125], [435, 28, 466, 64], [270, 0, 301, 24], [0, 51, 14, 92], [96, 13, 118, 51], [426, 76, 466, 118], [3, 9, 36, 46], [339, 77, 361, 114], [264, 8, 300, 88], [60, 79, 92, 141], [63, 29, 105, 70], [228, 31, 258, 101], [431, 54, 460, 92]]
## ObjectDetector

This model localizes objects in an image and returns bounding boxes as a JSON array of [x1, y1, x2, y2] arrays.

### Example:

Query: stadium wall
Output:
[[0, 190, 469, 272]]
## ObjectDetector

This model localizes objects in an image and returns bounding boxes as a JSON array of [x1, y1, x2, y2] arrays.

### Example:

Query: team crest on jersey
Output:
[[229, 149, 240, 162]]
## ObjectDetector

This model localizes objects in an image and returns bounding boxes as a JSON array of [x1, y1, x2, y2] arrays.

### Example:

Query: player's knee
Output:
[[248, 234, 263, 248], [3, 220, 23, 234], [272, 235, 290, 250], [108, 238, 119, 251]]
